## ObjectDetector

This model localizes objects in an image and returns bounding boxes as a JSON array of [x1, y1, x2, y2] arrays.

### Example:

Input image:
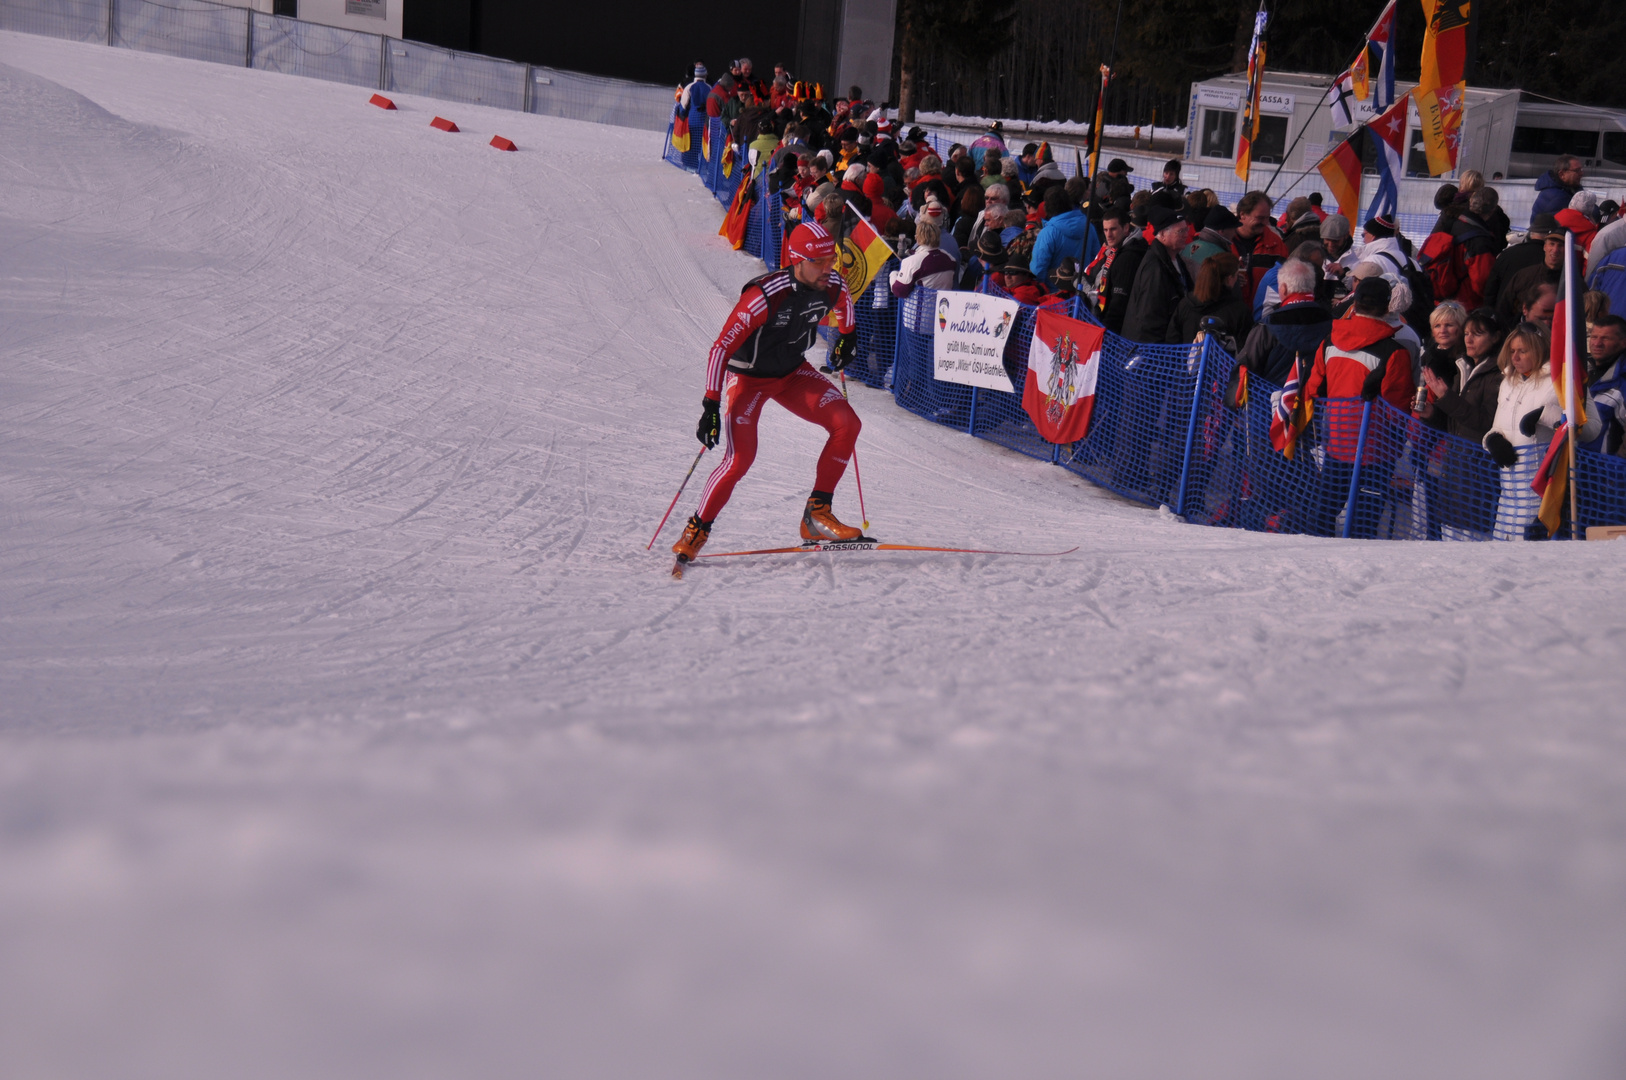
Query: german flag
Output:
[[719, 173, 756, 250], [825, 208, 894, 322], [1316, 129, 1364, 225], [671, 94, 691, 154]]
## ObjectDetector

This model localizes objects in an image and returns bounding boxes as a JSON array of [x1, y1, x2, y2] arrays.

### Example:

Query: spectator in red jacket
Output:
[[1233, 191, 1288, 312], [1303, 276, 1413, 538]]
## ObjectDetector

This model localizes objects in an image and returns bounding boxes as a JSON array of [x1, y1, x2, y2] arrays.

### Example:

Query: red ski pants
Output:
[[697, 363, 861, 522]]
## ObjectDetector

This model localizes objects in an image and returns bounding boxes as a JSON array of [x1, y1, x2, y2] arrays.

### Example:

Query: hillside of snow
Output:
[[2, 31, 1625, 1080]]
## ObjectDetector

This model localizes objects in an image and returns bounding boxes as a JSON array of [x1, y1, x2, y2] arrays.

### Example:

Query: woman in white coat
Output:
[[1481, 323, 1601, 539]]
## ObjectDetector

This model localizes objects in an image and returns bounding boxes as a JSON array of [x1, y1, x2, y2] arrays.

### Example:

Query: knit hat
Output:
[[1363, 214, 1397, 239], [1354, 275, 1392, 309], [862, 172, 886, 201], [785, 222, 835, 264], [694, 63, 707, 78], [1204, 206, 1240, 231], [1570, 189, 1601, 221]]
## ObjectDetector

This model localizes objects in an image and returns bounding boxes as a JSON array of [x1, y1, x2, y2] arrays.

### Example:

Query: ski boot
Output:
[[672, 514, 712, 561], [801, 492, 864, 544]]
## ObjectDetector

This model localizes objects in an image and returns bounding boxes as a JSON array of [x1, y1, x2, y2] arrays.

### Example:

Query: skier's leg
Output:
[[774, 363, 861, 494], [695, 375, 765, 522]]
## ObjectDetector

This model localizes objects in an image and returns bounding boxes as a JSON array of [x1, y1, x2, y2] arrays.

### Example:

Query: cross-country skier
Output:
[[672, 221, 863, 563]]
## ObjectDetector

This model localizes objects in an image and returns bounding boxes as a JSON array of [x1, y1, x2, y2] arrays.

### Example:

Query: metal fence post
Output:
[[378, 35, 388, 91], [107, 0, 115, 46], [968, 386, 978, 434], [1341, 400, 1374, 539], [523, 64, 533, 112], [243, 8, 252, 68], [892, 290, 907, 398], [1172, 334, 1210, 517]]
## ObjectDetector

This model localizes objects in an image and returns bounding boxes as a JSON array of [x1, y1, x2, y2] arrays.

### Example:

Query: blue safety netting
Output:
[[662, 127, 1626, 542]]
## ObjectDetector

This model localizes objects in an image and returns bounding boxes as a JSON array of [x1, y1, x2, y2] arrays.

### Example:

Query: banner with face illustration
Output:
[[931, 291, 1021, 393]]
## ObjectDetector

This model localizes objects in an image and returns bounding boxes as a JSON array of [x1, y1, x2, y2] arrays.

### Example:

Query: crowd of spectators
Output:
[[674, 69, 1626, 537]]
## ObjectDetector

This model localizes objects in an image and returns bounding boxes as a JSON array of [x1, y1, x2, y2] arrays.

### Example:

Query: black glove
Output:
[[1359, 365, 1386, 402], [1519, 407, 1545, 438], [830, 330, 858, 372], [1485, 431, 1518, 468], [697, 397, 720, 449]]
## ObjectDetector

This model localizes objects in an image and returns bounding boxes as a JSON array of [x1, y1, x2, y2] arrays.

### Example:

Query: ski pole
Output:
[[837, 372, 870, 531], [646, 447, 707, 550]]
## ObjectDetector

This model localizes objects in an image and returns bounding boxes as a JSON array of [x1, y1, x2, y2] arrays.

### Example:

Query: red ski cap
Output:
[[785, 222, 835, 263]]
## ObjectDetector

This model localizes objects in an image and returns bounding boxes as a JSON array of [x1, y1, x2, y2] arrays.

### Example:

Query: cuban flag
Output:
[[1365, 0, 1397, 111], [1270, 354, 1314, 459], [1024, 308, 1104, 445], [1365, 97, 1407, 225]]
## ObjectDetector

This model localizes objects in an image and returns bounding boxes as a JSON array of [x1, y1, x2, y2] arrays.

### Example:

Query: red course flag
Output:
[[1024, 308, 1105, 444]]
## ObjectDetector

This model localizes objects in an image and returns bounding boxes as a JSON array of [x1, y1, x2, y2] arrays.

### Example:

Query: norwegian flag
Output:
[[1024, 308, 1104, 444], [1325, 70, 1357, 128], [1270, 354, 1314, 458]]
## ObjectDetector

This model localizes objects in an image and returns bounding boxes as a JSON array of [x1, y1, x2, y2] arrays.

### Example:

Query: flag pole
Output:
[[1566, 231, 1580, 536], [1264, 4, 1394, 195]]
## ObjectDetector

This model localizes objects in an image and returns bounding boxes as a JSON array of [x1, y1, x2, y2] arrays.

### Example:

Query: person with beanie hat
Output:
[[671, 222, 866, 568], [1181, 204, 1239, 280], [860, 171, 895, 232], [1121, 206, 1195, 343], [680, 63, 710, 113], [1300, 274, 1411, 538]]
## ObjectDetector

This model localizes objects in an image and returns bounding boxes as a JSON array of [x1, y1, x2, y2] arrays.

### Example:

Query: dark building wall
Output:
[[404, 0, 472, 52], [403, 0, 803, 88]]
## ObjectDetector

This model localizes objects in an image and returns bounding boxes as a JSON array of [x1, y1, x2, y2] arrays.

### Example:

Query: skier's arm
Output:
[[705, 286, 770, 400]]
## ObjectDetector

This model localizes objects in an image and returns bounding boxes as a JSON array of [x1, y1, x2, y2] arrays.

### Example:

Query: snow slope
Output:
[[2, 32, 1625, 1080]]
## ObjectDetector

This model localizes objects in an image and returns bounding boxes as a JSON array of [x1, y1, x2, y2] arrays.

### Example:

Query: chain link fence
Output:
[[0, 0, 672, 131]]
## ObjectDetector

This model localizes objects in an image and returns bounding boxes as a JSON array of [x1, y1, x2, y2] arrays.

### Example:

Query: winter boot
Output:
[[672, 514, 712, 562], [801, 492, 862, 542]]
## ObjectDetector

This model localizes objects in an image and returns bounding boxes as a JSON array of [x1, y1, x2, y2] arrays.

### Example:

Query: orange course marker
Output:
[[430, 116, 459, 132], [490, 135, 517, 151], [369, 94, 396, 110]]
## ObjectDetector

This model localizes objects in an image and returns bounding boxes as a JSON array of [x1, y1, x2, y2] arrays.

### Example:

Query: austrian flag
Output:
[[1024, 309, 1104, 444]]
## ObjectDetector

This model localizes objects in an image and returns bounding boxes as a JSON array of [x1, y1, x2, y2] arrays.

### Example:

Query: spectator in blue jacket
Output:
[[1532, 156, 1585, 219], [1030, 185, 1089, 290], [1582, 315, 1626, 454]]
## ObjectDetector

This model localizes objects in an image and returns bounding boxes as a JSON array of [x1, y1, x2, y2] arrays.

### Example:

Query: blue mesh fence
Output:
[[1576, 446, 1626, 535], [828, 260, 900, 390], [662, 121, 686, 169]]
